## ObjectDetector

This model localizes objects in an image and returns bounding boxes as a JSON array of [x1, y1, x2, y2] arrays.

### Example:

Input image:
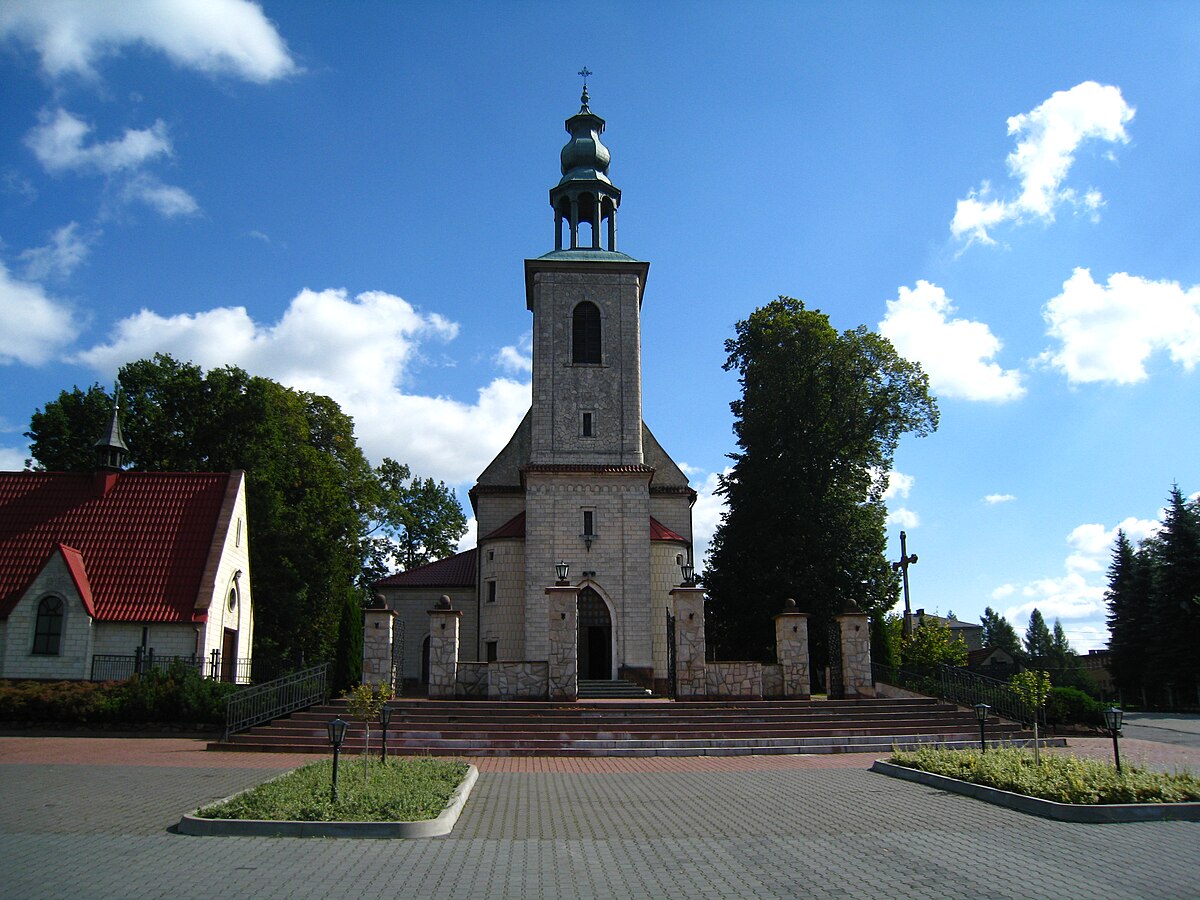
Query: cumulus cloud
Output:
[[880, 280, 1025, 402], [495, 331, 533, 374], [0, 445, 30, 470], [121, 173, 199, 217], [983, 494, 1016, 505], [1000, 515, 1160, 649], [883, 470, 914, 502], [0, 0, 298, 83], [689, 467, 729, 571], [952, 81, 1134, 245], [0, 261, 81, 365], [26, 108, 172, 174], [72, 288, 531, 484], [19, 221, 93, 280], [1041, 267, 1200, 384]]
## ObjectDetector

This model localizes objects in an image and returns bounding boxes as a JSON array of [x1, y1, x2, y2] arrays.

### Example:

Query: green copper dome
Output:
[[558, 86, 613, 187]]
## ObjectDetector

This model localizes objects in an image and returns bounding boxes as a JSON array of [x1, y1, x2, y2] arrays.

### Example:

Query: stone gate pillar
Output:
[[427, 595, 462, 699], [670, 586, 707, 698], [774, 598, 810, 699], [836, 600, 874, 699], [546, 584, 579, 701], [362, 597, 397, 692]]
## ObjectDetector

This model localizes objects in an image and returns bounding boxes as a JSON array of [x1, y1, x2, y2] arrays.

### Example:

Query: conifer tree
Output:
[[1023, 608, 1053, 661]]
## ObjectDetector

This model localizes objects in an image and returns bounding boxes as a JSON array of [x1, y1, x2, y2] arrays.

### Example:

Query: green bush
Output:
[[890, 745, 1200, 804], [0, 662, 238, 725], [1045, 685, 1106, 728]]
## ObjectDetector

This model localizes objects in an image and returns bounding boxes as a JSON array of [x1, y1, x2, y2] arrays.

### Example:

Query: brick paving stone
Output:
[[1, 735, 1198, 898]]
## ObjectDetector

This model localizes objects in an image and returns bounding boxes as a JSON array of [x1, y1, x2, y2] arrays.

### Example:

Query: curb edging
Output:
[[871, 760, 1200, 823], [178, 764, 479, 838]]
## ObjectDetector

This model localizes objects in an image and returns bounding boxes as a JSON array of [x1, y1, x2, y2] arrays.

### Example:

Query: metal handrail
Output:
[[222, 662, 330, 740], [938, 664, 1042, 726]]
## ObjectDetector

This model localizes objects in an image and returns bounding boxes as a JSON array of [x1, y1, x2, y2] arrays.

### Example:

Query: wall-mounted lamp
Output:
[[555, 560, 570, 585]]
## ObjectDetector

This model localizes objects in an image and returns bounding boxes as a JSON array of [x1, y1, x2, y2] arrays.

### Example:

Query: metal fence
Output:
[[89, 651, 253, 684], [872, 662, 1042, 726], [223, 662, 330, 740]]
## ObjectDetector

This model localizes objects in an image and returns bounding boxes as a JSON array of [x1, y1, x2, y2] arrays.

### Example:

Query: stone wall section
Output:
[[546, 585, 578, 700], [649, 542, 685, 684], [774, 610, 811, 699], [2, 552, 95, 680], [488, 660, 549, 700], [705, 661, 763, 698], [479, 537, 525, 662], [361, 608, 397, 691], [426, 607, 461, 699], [377, 584, 478, 681], [455, 661, 488, 697], [838, 612, 874, 699], [669, 586, 707, 698], [762, 664, 783, 698]]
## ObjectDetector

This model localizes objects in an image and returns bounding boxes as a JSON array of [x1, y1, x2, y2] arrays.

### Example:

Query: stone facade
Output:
[[837, 611, 874, 699], [455, 661, 488, 698], [488, 660, 549, 700], [670, 587, 707, 698], [426, 606, 461, 699], [546, 585, 579, 700], [361, 608, 397, 691], [774, 609, 811, 699], [705, 661, 763, 698]]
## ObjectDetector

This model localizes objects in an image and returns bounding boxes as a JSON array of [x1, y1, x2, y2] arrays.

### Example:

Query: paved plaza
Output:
[[1, 733, 1198, 899]]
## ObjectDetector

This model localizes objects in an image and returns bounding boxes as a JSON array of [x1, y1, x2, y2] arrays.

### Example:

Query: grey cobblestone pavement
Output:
[[1, 736, 1198, 899]]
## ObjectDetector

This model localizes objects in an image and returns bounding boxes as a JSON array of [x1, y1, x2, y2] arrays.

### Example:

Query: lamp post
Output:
[[555, 560, 570, 585], [680, 562, 695, 586], [327, 717, 348, 803], [379, 704, 393, 764], [973, 702, 991, 751], [1103, 706, 1124, 773]]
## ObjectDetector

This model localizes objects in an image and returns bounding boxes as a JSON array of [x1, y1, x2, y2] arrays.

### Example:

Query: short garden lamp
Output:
[[555, 560, 570, 585], [680, 562, 695, 586], [379, 704, 394, 764], [327, 717, 349, 802], [973, 702, 991, 752], [1103, 706, 1124, 773]]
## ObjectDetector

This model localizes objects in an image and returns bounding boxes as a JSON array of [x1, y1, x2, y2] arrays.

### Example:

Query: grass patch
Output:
[[197, 757, 469, 822], [889, 745, 1200, 805]]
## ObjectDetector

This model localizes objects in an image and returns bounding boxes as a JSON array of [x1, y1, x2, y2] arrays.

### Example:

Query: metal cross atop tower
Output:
[[577, 67, 592, 105], [891, 530, 919, 637]]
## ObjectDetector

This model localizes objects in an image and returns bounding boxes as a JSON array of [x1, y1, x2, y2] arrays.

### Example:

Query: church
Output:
[[376, 86, 695, 694]]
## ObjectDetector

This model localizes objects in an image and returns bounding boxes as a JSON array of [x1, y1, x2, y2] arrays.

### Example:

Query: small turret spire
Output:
[[550, 72, 622, 252], [578, 66, 592, 109], [94, 386, 129, 471]]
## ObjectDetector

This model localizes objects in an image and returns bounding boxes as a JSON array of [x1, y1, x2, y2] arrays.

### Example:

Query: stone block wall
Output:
[[479, 538, 525, 662], [670, 587, 707, 697], [838, 612, 874, 699], [705, 661, 763, 698], [427, 608, 461, 699], [2, 553, 95, 680], [546, 585, 578, 701], [362, 608, 396, 691], [488, 660, 549, 700], [378, 584, 478, 680], [774, 610, 811, 699], [762, 663, 783, 698], [92, 623, 198, 658], [455, 661, 488, 698]]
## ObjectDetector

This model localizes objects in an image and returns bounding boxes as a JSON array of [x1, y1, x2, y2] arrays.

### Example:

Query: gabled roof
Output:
[[0, 471, 236, 623], [58, 544, 96, 618], [478, 511, 685, 543], [376, 548, 478, 588]]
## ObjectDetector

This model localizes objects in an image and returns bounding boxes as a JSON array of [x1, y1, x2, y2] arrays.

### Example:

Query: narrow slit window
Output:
[[583, 510, 594, 536], [487, 581, 497, 604], [582, 412, 593, 437], [486, 641, 498, 663]]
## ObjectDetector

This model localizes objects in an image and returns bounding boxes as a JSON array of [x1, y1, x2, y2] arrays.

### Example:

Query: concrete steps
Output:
[[210, 696, 1048, 757], [577, 678, 653, 699]]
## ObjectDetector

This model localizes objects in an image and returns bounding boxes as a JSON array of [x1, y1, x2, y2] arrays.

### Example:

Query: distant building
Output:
[[0, 403, 252, 682], [376, 88, 694, 692], [966, 646, 1018, 679], [914, 609, 984, 652]]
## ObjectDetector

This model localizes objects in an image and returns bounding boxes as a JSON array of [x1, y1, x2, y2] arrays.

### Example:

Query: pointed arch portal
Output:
[[577, 586, 612, 680]]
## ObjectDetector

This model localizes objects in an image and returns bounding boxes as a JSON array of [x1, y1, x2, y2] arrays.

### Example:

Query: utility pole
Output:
[[892, 530, 918, 638]]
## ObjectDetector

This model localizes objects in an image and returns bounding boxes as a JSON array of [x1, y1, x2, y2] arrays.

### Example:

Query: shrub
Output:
[[1045, 685, 1106, 728]]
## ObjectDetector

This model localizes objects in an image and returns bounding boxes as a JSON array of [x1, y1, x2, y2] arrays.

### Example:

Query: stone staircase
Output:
[[577, 678, 654, 699], [210, 696, 1050, 757]]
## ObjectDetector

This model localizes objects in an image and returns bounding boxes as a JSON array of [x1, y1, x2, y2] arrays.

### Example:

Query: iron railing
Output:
[[872, 662, 1043, 726], [222, 662, 330, 740], [89, 651, 252, 684]]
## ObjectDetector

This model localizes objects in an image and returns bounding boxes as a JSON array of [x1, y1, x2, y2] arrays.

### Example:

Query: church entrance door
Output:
[[577, 587, 612, 680]]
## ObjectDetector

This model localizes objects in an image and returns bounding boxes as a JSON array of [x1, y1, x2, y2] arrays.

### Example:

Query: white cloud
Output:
[[495, 331, 532, 374], [691, 468, 729, 570], [883, 470, 914, 501], [457, 518, 478, 554], [121, 174, 199, 217], [880, 280, 1025, 402], [1041, 267, 1200, 384], [0, 0, 298, 83], [887, 507, 919, 529], [0, 261, 80, 365], [19, 221, 92, 280], [26, 108, 172, 174], [952, 81, 1134, 245], [72, 287, 531, 484], [983, 493, 1015, 505], [0, 445, 31, 470]]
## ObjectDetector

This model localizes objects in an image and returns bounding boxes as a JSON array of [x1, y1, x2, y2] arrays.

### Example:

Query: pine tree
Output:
[[1024, 608, 1053, 661], [1105, 529, 1148, 700], [980, 606, 1022, 658]]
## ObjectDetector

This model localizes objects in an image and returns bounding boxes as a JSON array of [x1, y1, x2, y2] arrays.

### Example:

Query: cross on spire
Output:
[[578, 66, 592, 106]]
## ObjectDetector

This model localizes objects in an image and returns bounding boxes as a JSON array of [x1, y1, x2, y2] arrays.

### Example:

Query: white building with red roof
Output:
[[376, 90, 694, 695], [0, 405, 252, 682]]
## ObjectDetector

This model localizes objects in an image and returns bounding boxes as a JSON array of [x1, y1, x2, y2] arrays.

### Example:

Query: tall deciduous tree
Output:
[[704, 296, 938, 669], [25, 354, 466, 686]]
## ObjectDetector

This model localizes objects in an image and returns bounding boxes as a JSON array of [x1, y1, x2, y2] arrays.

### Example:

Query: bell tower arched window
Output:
[[32, 596, 64, 655], [572, 301, 602, 364]]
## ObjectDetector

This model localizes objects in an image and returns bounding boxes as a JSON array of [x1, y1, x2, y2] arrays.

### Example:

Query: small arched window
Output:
[[32, 596, 64, 655], [572, 302, 602, 364]]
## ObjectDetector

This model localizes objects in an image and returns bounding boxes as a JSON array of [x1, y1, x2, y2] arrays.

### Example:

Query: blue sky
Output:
[[2, 1, 1198, 651]]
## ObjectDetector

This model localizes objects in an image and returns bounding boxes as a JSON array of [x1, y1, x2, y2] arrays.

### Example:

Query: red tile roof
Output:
[[376, 548, 477, 588], [0, 471, 233, 623], [649, 517, 686, 542], [482, 512, 525, 540]]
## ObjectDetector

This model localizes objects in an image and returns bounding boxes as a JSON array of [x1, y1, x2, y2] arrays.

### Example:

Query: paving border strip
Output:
[[871, 759, 1200, 823], [177, 764, 478, 837]]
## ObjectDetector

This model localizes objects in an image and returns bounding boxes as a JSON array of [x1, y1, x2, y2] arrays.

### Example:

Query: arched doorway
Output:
[[578, 587, 612, 680]]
